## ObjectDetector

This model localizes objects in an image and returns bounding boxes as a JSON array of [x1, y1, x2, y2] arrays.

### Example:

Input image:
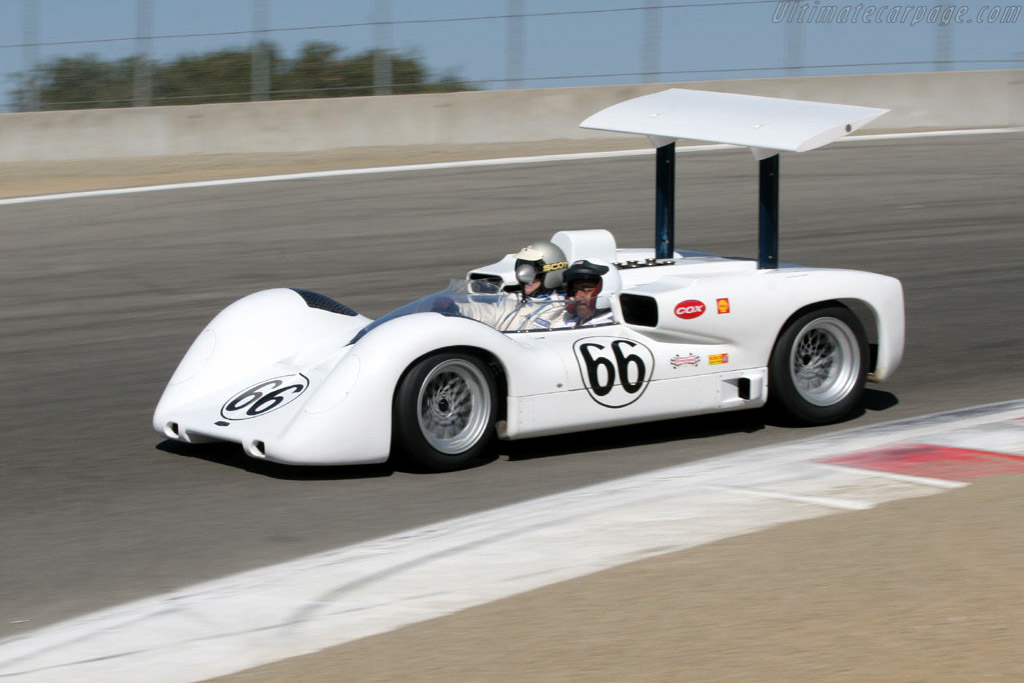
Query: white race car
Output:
[[154, 89, 904, 471]]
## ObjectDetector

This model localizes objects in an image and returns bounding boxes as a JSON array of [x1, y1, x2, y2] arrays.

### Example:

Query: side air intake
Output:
[[620, 294, 658, 327]]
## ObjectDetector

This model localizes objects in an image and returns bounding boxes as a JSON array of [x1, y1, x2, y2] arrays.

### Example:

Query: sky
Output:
[[0, 0, 1019, 106]]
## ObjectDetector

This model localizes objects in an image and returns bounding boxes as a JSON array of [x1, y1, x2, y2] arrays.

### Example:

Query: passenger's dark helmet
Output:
[[564, 259, 610, 297], [564, 259, 621, 313]]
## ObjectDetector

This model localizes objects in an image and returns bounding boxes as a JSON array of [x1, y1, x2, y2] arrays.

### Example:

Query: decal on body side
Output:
[[674, 300, 705, 319], [572, 337, 654, 408], [221, 374, 310, 420], [670, 353, 700, 368]]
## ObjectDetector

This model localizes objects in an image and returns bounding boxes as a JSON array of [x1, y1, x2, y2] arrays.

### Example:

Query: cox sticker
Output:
[[674, 299, 706, 319], [221, 374, 309, 420], [573, 337, 654, 408]]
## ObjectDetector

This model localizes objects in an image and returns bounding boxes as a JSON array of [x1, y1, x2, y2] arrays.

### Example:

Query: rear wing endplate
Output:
[[580, 89, 888, 267]]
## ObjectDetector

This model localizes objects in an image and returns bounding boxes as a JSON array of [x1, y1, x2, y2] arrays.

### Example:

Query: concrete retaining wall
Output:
[[1, 70, 1021, 162]]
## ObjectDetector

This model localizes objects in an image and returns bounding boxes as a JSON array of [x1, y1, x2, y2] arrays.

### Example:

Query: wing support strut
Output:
[[758, 154, 780, 269], [655, 142, 675, 259], [578, 88, 888, 269]]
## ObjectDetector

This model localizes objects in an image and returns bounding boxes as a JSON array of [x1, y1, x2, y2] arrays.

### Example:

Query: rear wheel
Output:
[[393, 352, 497, 472], [768, 306, 868, 425]]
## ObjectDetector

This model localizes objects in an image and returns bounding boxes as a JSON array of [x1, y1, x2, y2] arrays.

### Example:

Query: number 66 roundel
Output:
[[572, 337, 654, 408], [221, 374, 310, 420]]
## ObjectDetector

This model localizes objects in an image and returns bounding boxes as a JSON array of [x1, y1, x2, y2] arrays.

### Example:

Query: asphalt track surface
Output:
[[1, 133, 1022, 657]]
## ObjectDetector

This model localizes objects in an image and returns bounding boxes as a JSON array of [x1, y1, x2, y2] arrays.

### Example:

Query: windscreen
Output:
[[349, 279, 577, 343]]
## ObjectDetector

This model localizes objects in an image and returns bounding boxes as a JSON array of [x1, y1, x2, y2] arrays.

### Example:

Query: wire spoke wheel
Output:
[[769, 306, 867, 425], [789, 318, 860, 406], [394, 352, 498, 471], [416, 359, 491, 454]]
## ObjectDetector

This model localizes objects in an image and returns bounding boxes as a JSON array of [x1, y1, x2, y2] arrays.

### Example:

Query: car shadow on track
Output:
[[862, 389, 900, 413], [499, 389, 900, 463], [157, 389, 900, 476], [498, 409, 769, 464], [156, 440, 396, 480]]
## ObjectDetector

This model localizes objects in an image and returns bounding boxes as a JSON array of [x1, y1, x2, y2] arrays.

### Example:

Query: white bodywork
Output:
[[579, 88, 888, 158], [153, 89, 905, 466], [153, 236, 904, 465]]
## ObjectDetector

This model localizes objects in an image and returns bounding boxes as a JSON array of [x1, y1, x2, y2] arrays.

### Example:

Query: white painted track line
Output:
[[1, 400, 1022, 682], [1, 127, 1021, 207]]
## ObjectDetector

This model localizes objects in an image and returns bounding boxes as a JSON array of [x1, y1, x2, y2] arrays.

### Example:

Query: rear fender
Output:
[[614, 268, 904, 379]]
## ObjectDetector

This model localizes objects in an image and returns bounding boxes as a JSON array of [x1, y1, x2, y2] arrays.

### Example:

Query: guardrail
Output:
[[1, 70, 1021, 162]]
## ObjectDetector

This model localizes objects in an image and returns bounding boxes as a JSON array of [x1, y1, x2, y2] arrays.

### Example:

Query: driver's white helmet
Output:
[[514, 240, 569, 294]]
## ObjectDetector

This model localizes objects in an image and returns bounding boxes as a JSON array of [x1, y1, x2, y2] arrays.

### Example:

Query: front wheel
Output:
[[393, 352, 498, 472], [768, 306, 868, 425]]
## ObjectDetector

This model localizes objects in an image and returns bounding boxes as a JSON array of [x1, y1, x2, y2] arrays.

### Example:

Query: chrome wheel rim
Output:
[[789, 317, 860, 407], [417, 359, 491, 454]]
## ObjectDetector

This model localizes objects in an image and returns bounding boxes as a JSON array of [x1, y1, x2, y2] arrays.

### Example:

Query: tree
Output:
[[9, 41, 474, 111], [156, 47, 268, 104], [13, 55, 135, 110], [277, 41, 349, 97]]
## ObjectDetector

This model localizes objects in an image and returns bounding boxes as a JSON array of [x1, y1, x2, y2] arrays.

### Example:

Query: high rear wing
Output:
[[580, 88, 888, 159], [580, 89, 889, 267]]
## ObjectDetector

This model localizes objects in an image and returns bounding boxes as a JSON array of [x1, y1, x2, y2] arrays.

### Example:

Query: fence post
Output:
[[251, 0, 270, 101], [22, 0, 40, 111], [643, 0, 661, 83], [506, 0, 524, 89], [134, 0, 153, 107], [374, 0, 393, 95], [934, 6, 953, 70], [785, 0, 803, 74]]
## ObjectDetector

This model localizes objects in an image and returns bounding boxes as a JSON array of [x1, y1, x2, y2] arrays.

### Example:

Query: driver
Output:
[[437, 240, 570, 331], [512, 240, 569, 299]]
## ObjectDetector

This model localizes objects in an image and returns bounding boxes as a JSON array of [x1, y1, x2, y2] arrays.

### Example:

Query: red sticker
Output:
[[674, 300, 706, 319]]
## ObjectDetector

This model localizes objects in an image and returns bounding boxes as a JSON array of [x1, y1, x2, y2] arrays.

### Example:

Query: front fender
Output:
[[153, 288, 370, 437], [269, 313, 543, 465]]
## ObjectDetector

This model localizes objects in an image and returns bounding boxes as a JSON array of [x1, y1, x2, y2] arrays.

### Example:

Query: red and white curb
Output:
[[1, 400, 1022, 682]]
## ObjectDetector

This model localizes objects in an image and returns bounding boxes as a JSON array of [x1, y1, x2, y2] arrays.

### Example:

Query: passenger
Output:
[[561, 259, 618, 328]]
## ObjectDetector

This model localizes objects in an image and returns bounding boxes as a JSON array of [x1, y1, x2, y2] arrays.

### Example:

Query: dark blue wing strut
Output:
[[758, 154, 780, 270], [655, 142, 676, 260]]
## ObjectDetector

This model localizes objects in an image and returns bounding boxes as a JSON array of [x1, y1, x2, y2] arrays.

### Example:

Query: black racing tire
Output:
[[392, 352, 498, 472], [767, 305, 869, 425]]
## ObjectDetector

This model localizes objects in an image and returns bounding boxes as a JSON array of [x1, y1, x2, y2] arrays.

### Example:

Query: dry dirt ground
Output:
[[7, 147, 1023, 682], [213, 474, 1024, 683]]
